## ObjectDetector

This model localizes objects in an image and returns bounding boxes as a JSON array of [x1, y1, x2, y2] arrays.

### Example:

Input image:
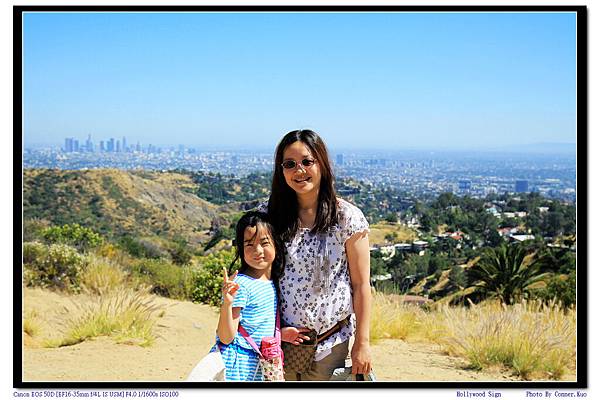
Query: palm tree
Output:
[[467, 242, 549, 304]]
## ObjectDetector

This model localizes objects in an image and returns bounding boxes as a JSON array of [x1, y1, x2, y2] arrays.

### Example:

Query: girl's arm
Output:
[[217, 304, 241, 344], [216, 269, 241, 344], [346, 230, 372, 375]]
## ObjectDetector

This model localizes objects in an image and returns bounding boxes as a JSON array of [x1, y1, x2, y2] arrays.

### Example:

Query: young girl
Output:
[[215, 211, 283, 381]]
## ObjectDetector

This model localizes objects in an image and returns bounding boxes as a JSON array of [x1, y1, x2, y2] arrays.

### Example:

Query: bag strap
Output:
[[275, 308, 281, 342], [238, 306, 281, 358], [275, 310, 283, 363], [238, 324, 262, 357]]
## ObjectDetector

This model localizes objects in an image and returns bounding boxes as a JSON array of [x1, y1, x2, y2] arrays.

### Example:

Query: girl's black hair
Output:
[[229, 211, 284, 289], [268, 129, 338, 241]]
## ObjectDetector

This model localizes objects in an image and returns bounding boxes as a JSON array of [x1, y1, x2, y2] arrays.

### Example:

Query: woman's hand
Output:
[[222, 267, 239, 305], [351, 341, 372, 375], [281, 326, 312, 345]]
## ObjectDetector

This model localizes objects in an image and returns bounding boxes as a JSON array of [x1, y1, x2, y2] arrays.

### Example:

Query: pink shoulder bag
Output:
[[238, 311, 285, 381]]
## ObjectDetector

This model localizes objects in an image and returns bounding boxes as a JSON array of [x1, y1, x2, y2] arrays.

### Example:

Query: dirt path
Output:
[[21, 288, 529, 382]]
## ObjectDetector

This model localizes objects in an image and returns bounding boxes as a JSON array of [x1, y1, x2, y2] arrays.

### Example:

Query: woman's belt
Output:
[[316, 316, 351, 344]]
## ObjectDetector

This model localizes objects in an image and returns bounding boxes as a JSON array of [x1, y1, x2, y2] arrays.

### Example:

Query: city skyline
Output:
[[25, 134, 577, 155], [23, 11, 577, 151]]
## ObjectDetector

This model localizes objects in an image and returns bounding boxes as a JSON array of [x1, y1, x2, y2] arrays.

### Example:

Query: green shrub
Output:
[[23, 241, 47, 264], [41, 223, 103, 250], [130, 259, 194, 300], [119, 236, 166, 259], [533, 272, 576, 308], [168, 240, 193, 266], [191, 249, 236, 306], [24, 243, 85, 292], [23, 219, 49, 242]]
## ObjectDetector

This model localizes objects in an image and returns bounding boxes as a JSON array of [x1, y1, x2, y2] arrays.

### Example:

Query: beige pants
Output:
[[283, 340, 350, 381]]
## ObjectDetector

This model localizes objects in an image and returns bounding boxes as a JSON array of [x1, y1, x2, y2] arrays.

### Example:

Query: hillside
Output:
[[23, 169, 223, 245], [369, 221, 418, 247]]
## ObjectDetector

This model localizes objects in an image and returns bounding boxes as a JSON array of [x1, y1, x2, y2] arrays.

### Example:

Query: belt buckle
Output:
[[340, 316, 350, 327]]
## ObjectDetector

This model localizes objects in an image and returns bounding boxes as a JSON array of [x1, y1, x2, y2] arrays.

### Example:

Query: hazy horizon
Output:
[[23, 139, 577, 156]]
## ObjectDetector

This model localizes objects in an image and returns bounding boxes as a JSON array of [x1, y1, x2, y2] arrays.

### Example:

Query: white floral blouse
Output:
[[258, 198, 369, 361]]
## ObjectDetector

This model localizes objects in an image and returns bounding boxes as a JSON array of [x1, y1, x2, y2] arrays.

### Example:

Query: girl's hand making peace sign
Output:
[[222, 267, 240, 305]]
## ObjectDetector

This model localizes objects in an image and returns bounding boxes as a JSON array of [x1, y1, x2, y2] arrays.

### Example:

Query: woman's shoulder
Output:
[[335, 197, 369, 237], [336, 197, 364, 217]]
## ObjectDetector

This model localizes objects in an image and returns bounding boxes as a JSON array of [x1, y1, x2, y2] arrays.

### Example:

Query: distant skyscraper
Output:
[[515, 180, 529, 193], [108, 138, 115, 152], [336, 154, 344, 166], [459, 180, 471, 191], [122, 136, 127, 152], [116, 140, 121, 152], [73, 139, 79, 152], [100, 140, 105, 152], [136, 142, 141, 152], [86, 134, 93, 152], [64, 138, 73, 152]]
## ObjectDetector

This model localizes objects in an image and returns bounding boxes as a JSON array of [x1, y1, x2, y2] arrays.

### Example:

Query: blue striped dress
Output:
[[215, 274, 277, 381]]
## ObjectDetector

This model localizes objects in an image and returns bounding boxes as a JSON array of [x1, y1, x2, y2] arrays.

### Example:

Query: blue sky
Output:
[[22, 11, 577, 151]]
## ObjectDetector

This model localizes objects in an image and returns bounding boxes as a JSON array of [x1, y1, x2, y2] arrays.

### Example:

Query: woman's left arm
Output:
[[346, 230, 372, 375]]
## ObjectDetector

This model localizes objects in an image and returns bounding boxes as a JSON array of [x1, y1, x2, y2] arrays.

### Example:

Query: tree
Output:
[[370, 253, 388, 277], [536, 271, 576, 308], [467, 243, 550, 304], [384, 232, 399, 243], [169, 240, 193, 266], [535, 245, 576, 275], [448, 265, 466, 290], [384, 212, 398, 223], [544, 212, 565, 237], [428, 254, 449, 275], [435, 192, 458, 209], [419, 211, 439, 233], [484, 228, 504, 247]]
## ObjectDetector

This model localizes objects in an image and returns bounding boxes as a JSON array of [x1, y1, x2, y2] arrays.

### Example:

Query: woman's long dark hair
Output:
[[230, 211, 283, 289], [268, 129, 338, 241]]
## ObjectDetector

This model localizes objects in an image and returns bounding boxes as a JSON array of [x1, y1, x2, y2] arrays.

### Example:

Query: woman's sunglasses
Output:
[[281, 158, 316, 170]]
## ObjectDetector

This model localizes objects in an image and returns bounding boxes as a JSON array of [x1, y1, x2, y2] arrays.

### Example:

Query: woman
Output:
[[260, 129, 372, 381]]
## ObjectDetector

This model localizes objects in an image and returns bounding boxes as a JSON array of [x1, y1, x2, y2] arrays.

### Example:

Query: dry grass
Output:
[[433, 299, 576, 380], [370, 291, 425, 343], [369, 222, 418, 246], [370, 292, 576, 380], [23, 309, 42, 337], [24, 252, 164, 347], [81, 255, 127, 295], [44, 288, 164, 348]]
